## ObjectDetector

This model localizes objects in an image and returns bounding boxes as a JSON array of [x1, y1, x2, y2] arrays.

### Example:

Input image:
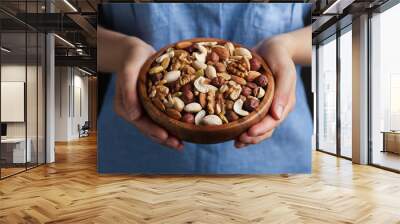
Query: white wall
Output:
[[54, 66, 89, 141]]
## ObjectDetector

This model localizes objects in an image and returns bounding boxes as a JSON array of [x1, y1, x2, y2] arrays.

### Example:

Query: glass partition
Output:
[[0, 1, 46, 179], [317, 36, 337, 154]]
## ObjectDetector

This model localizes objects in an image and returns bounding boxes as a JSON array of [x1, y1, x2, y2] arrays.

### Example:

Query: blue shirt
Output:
[[98, 3, 313, 174]]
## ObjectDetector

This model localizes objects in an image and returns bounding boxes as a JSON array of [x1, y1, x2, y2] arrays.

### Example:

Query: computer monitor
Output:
[[1, 123, 7, 137]]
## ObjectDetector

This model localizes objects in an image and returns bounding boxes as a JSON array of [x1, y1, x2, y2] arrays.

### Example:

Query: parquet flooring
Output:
[[1, 135, 400, 223]]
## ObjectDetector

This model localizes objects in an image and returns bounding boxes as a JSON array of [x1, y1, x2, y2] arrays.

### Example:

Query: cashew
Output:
[[164, 71, 181, 83], [173, 96, 185, 112], [234, 47, 252, 59], [193, 60, 207, 70], [205, 65, 217, 79], [193, 52, 206, 64], [202, 115, 223, 126], [195, 110, 206, 125], [194, 76, 218, 93], [184, 102, 202, 113], [233, 99, 249, 116]]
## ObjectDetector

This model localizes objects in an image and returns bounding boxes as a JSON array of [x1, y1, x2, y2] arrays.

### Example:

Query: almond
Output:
[[231, 75, 247, 85], [212, 46, 229, 60], [176, 41, 193, 49]]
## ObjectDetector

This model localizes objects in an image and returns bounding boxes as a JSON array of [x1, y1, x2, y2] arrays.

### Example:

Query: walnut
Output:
[[207, 91, 216, 115]]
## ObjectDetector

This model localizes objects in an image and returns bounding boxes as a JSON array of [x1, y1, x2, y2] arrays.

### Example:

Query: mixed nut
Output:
[[146, 40, 268, 126]]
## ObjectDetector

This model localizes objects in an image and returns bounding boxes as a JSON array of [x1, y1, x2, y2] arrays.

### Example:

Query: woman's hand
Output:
[[234, 36, 297, 148], [98, 27, 183, 150]]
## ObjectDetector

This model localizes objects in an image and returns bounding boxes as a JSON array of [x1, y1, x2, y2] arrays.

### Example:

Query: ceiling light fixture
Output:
[[54, 34, 75, 48], [63, 0, 78, 12], [1, 47, 11, 53]]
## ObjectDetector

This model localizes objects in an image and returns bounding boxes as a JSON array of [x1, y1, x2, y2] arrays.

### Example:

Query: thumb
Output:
[[270, 64, 296, 120], [119, 67, 142, 121]]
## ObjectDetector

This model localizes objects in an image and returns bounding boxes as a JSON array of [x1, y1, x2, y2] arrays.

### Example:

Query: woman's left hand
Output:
[[235, 36, 297, 148]]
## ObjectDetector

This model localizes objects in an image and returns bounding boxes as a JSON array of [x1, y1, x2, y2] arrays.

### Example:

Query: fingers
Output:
[[270, 63, 296, 120], [235, 129, 275, 149]]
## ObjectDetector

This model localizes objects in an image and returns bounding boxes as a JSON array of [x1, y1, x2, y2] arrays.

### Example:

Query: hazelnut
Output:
[[211, 76, 225, 88], [150, 73, 163, 83], [207, 52, 219, 63], [181, 83, 192, 93], [246, 82, 257, 89], [225, 110, 239, 122], [241, 86, 252, 97], [255, 75, 268, 87], [250, 58, 261, 71], [182, 89, 194, 104], [243, 98, 259, 112], [225, 100, 234, 110], [181, 113, 195, 124], [215, 62, 226, 73]]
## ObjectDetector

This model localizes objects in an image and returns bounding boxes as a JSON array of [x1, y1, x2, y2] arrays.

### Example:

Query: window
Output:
[[370, 3, 400, 171]]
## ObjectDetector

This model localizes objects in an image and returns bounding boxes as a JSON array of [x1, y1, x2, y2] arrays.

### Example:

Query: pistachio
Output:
[[149, 66, 164, 75], [195, 110, 206, 125], [161, 57, 170, 70], [233, 98, 249, 116], [202, 115, 223, 126], [254, 87, 265, 99], [250, 57, 261, 71], [184, 102, 202, 113]]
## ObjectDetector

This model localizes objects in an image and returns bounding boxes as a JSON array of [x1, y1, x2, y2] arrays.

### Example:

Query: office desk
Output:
[[382, 131, 400, 154], [1, 138, 31, 163]]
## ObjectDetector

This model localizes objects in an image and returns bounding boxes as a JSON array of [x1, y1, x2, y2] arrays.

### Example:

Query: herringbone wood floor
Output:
[[1, 135, 400, 224]]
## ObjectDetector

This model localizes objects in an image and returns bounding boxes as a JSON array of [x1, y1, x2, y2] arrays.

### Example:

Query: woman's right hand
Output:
[[112, 36, 183, 150]]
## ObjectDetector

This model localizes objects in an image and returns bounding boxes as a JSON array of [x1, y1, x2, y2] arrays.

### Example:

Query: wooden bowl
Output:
[[138, 38, 275, 144]]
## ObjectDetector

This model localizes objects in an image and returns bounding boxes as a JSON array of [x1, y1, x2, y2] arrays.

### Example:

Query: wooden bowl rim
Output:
[[138, 38, 275, 132]]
